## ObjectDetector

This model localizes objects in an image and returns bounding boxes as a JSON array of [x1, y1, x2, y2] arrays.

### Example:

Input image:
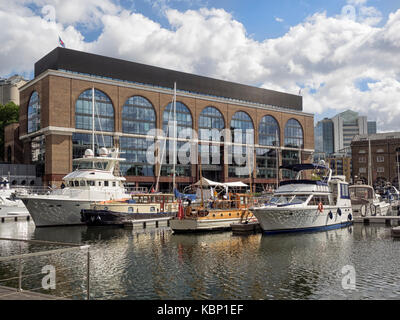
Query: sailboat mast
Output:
[[368, 137, 372, 186], [173, 82, 177, 192], [92, 87, 95, 153], [199, 154, 204, 208]]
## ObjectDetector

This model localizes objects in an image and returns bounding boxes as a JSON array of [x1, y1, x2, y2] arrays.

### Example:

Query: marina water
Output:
[[1, 221, 400, 300]]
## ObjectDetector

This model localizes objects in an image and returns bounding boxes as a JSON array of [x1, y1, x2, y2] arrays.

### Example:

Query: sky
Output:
[[1, 0, 400, 131]]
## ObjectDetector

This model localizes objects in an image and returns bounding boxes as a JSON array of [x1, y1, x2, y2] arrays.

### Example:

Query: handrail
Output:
[[0, 238, 91, 300]]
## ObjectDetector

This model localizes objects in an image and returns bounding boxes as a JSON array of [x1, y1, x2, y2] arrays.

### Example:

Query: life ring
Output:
[[337, 208, 342, 216], [318, 202, 324, 213]]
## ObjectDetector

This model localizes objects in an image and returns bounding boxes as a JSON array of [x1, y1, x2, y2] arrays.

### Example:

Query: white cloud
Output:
[[0, 2, 400, 132], [275, 17, 284, 23]]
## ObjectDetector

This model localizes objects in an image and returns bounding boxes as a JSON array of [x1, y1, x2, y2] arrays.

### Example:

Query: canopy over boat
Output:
[[193, 177, 248, 188]]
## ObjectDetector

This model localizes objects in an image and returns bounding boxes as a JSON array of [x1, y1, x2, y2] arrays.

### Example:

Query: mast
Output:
[[92, 87, 95, 153], [172, 82, 177, 192], [199, 154, 204, 208], [275, 130, 279, 190], [368, 137, 372, 186]]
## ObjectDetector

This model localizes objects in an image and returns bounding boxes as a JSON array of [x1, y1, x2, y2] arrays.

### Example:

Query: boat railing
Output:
[[126, 187, 149, 194], [0, 238, 91, 300]]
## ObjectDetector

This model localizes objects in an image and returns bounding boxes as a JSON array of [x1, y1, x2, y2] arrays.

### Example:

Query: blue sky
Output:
[[1, 0, 400, 131]]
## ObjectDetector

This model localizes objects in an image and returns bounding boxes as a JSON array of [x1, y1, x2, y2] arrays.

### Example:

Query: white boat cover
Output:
[[193, 177, 248, 188]]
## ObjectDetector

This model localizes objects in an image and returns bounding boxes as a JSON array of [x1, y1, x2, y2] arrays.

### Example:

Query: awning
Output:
[[193, 178, 248, 188]]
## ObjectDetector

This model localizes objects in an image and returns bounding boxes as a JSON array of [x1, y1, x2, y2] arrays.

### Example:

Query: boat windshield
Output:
[[350, 187, 373, 200], [76, 161, 107, 170], [268, 195, 310, 205]]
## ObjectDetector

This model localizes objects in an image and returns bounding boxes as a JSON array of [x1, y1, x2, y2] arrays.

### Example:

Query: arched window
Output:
[[259, 115, 280, 147], [199, 106, 225, 140], [162, 102, 192, 137], [122, 96, 156, 134], [198, 107, 225, 179], [75, 89, 114, 132], [27, 91, 40, 133], [230, 111, 254, 144], [284, 119, 303, 148]]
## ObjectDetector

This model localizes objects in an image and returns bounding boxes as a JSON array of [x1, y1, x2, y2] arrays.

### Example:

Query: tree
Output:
[[0, 102, 19, 161]]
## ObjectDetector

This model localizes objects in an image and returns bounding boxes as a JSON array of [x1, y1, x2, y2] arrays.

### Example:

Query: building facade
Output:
[[351, 133, 400, 188], [0, 75, 28, 105], [314, 118, 334, 155], [17, 48, 314, 191], [332, 110, 368, 154]]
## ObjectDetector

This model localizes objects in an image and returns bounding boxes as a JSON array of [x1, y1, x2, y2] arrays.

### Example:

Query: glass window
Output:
[[120, 137, 155, 176], [72, 133, 114, 169], [259, 115, 280, 147], [230, 111, 254, 145], [284, 119, 303, 149], [75, 89, 114, 132], [122, 96, 156, 135], [28, 91, 41, 133], [256, 148, 278, 179], [282, 150, 300, 179], [163, 102, 192, 137], [199, 106, 225, 141]]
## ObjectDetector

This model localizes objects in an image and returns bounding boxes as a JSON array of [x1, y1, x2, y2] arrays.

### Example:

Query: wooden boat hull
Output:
[[81, 209, 176, 226]]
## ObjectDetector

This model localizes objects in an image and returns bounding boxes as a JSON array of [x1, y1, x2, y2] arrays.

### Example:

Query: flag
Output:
[[58, 36, 65, 48]]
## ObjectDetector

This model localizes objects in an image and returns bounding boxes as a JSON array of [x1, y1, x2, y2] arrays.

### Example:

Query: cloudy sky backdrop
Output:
[[1, 0, 399, 131]]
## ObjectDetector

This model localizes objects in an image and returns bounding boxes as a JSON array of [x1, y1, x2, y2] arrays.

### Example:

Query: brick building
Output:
[[351, 133, 400, 188], [15, 47, 314, 191]]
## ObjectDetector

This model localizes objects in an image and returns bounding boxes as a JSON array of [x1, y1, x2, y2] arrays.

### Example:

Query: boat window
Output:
[[74, 181, 79, 187], [128, 207, 133, 213], [309, 195, 330, 206], [113, 182, 116, 187], [104, 181, 109, 187], [268, 195, 309, 205], [350, 187, 373, 200], [150, 207, 155, 212], [340, 184, 350, 199], [98, 181, 102, 187], [80, 180, 86, 187], [68, 181, 74, 187], [87, 181, 95, 187]]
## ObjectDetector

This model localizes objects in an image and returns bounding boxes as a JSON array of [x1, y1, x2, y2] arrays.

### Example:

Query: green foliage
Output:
[[0, 102, 19, 160]]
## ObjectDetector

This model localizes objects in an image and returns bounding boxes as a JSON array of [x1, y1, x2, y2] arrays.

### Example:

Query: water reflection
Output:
[[1, 222, 400, 300]]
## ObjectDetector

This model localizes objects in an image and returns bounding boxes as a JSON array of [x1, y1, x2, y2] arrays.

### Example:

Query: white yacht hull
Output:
[[20, 197, 93, 227], [251, 206, 353, 234]]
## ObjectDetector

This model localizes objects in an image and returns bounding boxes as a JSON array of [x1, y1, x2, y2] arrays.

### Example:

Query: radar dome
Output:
[[84, 149, 94, 158], [99, 147, 109, 157]]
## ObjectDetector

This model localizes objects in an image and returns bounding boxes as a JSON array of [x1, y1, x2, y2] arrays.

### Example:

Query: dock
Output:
[[123, 217, 172, 229], [0, 285, 67, 300], [353, 216, 400, 226], [0, 213, 30, 223]]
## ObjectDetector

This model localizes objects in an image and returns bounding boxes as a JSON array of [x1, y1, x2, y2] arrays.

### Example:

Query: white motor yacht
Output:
[[349, 184, 391, 217], [0, 178, 29, 216], [250, 162, 353, 235], [18, 148, 130, 227]]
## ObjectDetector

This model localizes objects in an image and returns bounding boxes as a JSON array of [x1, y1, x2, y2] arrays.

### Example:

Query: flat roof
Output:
[[34, 47, 303, 112]]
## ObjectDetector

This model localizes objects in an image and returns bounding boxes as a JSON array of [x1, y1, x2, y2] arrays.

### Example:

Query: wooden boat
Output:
[[81, 193, 178, 226], [170, 193, 254, 233]]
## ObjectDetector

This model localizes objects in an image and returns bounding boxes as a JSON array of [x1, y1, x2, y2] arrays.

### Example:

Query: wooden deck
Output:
[[0, 285, 67, 300]]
